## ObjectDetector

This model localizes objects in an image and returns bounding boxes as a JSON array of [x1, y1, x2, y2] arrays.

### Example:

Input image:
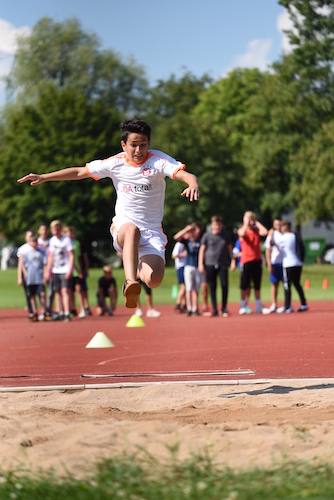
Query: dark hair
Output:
[[120, 118, 151, 143]]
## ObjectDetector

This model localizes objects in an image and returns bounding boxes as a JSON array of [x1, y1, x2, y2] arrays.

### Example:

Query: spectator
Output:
[[264, 218, 284, 313], [171, 240, 187, 313], [96, 265, 117, 316], [22, 234, 47, 321]]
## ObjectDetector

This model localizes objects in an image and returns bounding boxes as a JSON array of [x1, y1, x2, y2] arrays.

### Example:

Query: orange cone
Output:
[[304, 279, 310, 289], [323, 278, 329, 289]]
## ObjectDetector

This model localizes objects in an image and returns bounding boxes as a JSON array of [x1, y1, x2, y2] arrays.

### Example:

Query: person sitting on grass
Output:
[[17, 118, 199, 308]]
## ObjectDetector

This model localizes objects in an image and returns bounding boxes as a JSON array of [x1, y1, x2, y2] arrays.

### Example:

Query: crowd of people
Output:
[[172, 212, 308, 317]]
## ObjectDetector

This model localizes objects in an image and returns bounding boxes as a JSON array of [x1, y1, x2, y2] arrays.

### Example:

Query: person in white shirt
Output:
[[271, 220, 308, 313], [47, 220, 74, 322], [171, 241, 187, 313], [17, 118, 199, 309], [17, 229, 35, 317], [264, 218, 284, 313]]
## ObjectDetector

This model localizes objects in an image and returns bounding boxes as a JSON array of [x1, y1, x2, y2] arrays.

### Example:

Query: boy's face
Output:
[[121, 133, 150, 164], [211, 221, 222, 234], [29, 239, 37, 249], [38, 225, 48, 238]]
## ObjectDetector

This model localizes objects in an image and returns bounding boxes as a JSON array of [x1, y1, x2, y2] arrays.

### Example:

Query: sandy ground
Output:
[[2, 380, 334, 476]]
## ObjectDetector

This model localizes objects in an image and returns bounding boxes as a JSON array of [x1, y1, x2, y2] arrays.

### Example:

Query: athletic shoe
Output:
[[38, 313, 45, 321], [122, 280, 141, 308], [85, 308, 93, 316], [277, 306, 294, 314], [43, 313, 52, 321], [221, 309, 230, 317], [146, 308, 161, 318], [186, 310, 192, 317], [174, 304, 181, 314], [239, 307, 246, 315], [29, 314, 38, 322], [269, 303, 277, 313], [78, 309, 86, 319], [245, 306, 253, 314], [135, 308, 143, 317], [261, 307, 272, 315], [255, 305, 263, 314], [63, 314, 71, 322], [108, 306, 113, 316], [297, 304, 308, 312], [202, 307, 211, 316], [192, 309, 200, 316], [71, 309, 78, 317]]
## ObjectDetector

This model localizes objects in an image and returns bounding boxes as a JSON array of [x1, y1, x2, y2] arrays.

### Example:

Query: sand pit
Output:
[[1, 380, 334, 476]]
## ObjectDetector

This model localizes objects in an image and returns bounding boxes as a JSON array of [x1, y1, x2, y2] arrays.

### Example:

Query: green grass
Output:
[[1, 453, 334, 499], [2, 264, 334, 309]]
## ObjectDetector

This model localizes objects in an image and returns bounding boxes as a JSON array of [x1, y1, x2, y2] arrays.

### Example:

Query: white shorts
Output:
[[110, 221, 167, 262], [184, 265, 200, 292]]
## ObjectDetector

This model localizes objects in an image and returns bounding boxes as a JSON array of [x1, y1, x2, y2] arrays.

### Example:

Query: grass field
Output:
[[0, 454, 334, 499], [1, 264, 334, 309]]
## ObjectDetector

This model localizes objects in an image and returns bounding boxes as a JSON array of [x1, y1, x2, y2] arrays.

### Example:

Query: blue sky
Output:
[[0, 0, 292, 107]]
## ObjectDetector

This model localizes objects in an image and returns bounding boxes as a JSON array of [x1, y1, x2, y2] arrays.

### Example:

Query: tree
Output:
[[0, 84, 122, 245], [6, 17, 149, 114]]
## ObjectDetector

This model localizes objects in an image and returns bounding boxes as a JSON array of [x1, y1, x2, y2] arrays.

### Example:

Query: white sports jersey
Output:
[[273, 231, 302, 268], [264, 231, 283, 265], [37, 236, 50, 256], [49, 235, 74, 274], [85, 150, 185, 230]]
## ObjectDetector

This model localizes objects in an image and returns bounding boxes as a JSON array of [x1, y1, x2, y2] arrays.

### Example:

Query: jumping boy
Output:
[[17, 118, 199, 308]]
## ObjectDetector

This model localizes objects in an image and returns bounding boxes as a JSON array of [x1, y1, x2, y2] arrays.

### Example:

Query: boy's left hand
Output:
[[181, 186, 200, 202]]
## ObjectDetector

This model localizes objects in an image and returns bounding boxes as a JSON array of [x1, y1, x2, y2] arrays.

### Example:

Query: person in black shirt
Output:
[[96, 265, 118, 316]]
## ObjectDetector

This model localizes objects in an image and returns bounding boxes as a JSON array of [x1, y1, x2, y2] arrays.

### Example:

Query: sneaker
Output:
[[135, 308, 143, 317], [71, 309, 78, 317], [182, 305, 187, 313], [269, 303, 277, 313], [108, 306, 113, 316], [174, 304, 181, 314], [63, 314, 71, 322], [122, 280, 141, 308], [245, 306, 253, 314], [192, 309, 200, 316], [78, 309, 86, 319], [202, 307, 211, 317], [43, 313, 52, 321], [29, 314, 38, 322], [276, 306, 286, 314], [38, 313, 45, 321], [239, 307, 246, 315], [186, 310, 192, 317], [255, 305, 263, 314], [146, 308, 161, 318], [261, 307, 272, 315], [297, 304, 308, 312], [85, 308, 93, 316], [285, 306, 294, 313], [221, 309, 230, 317]]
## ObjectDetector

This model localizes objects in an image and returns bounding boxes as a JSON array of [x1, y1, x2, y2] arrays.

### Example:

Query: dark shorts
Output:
[[27, 284, 45, 296], [72, 276, 83, 290], [52, 274, 72, 292], [240, 260, 262, 290], [270, 264, 283, 284], [176, 267, 185, 285]]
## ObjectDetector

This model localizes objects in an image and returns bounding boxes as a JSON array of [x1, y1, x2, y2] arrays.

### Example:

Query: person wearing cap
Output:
[[96, 265, 118, 316]]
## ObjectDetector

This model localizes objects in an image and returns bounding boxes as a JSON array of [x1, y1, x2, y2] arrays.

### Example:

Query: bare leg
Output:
[[117, 222, 141, 282], [139, 254, 165, 289]]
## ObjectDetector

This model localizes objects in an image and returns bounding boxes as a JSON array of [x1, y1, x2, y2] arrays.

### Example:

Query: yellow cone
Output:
[[126, 314, 145, 327], [86, 332, 115, 348]]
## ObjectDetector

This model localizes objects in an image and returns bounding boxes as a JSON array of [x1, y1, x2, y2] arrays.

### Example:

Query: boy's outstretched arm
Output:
[[174, 170, 199, 202], [17, 167, 89, 185]]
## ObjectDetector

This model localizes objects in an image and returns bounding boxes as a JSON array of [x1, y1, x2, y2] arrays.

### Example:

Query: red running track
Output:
[[0, 300, 334, 389]]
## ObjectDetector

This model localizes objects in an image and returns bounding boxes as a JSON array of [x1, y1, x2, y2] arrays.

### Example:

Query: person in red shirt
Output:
[[237, 211, 269, 315]]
